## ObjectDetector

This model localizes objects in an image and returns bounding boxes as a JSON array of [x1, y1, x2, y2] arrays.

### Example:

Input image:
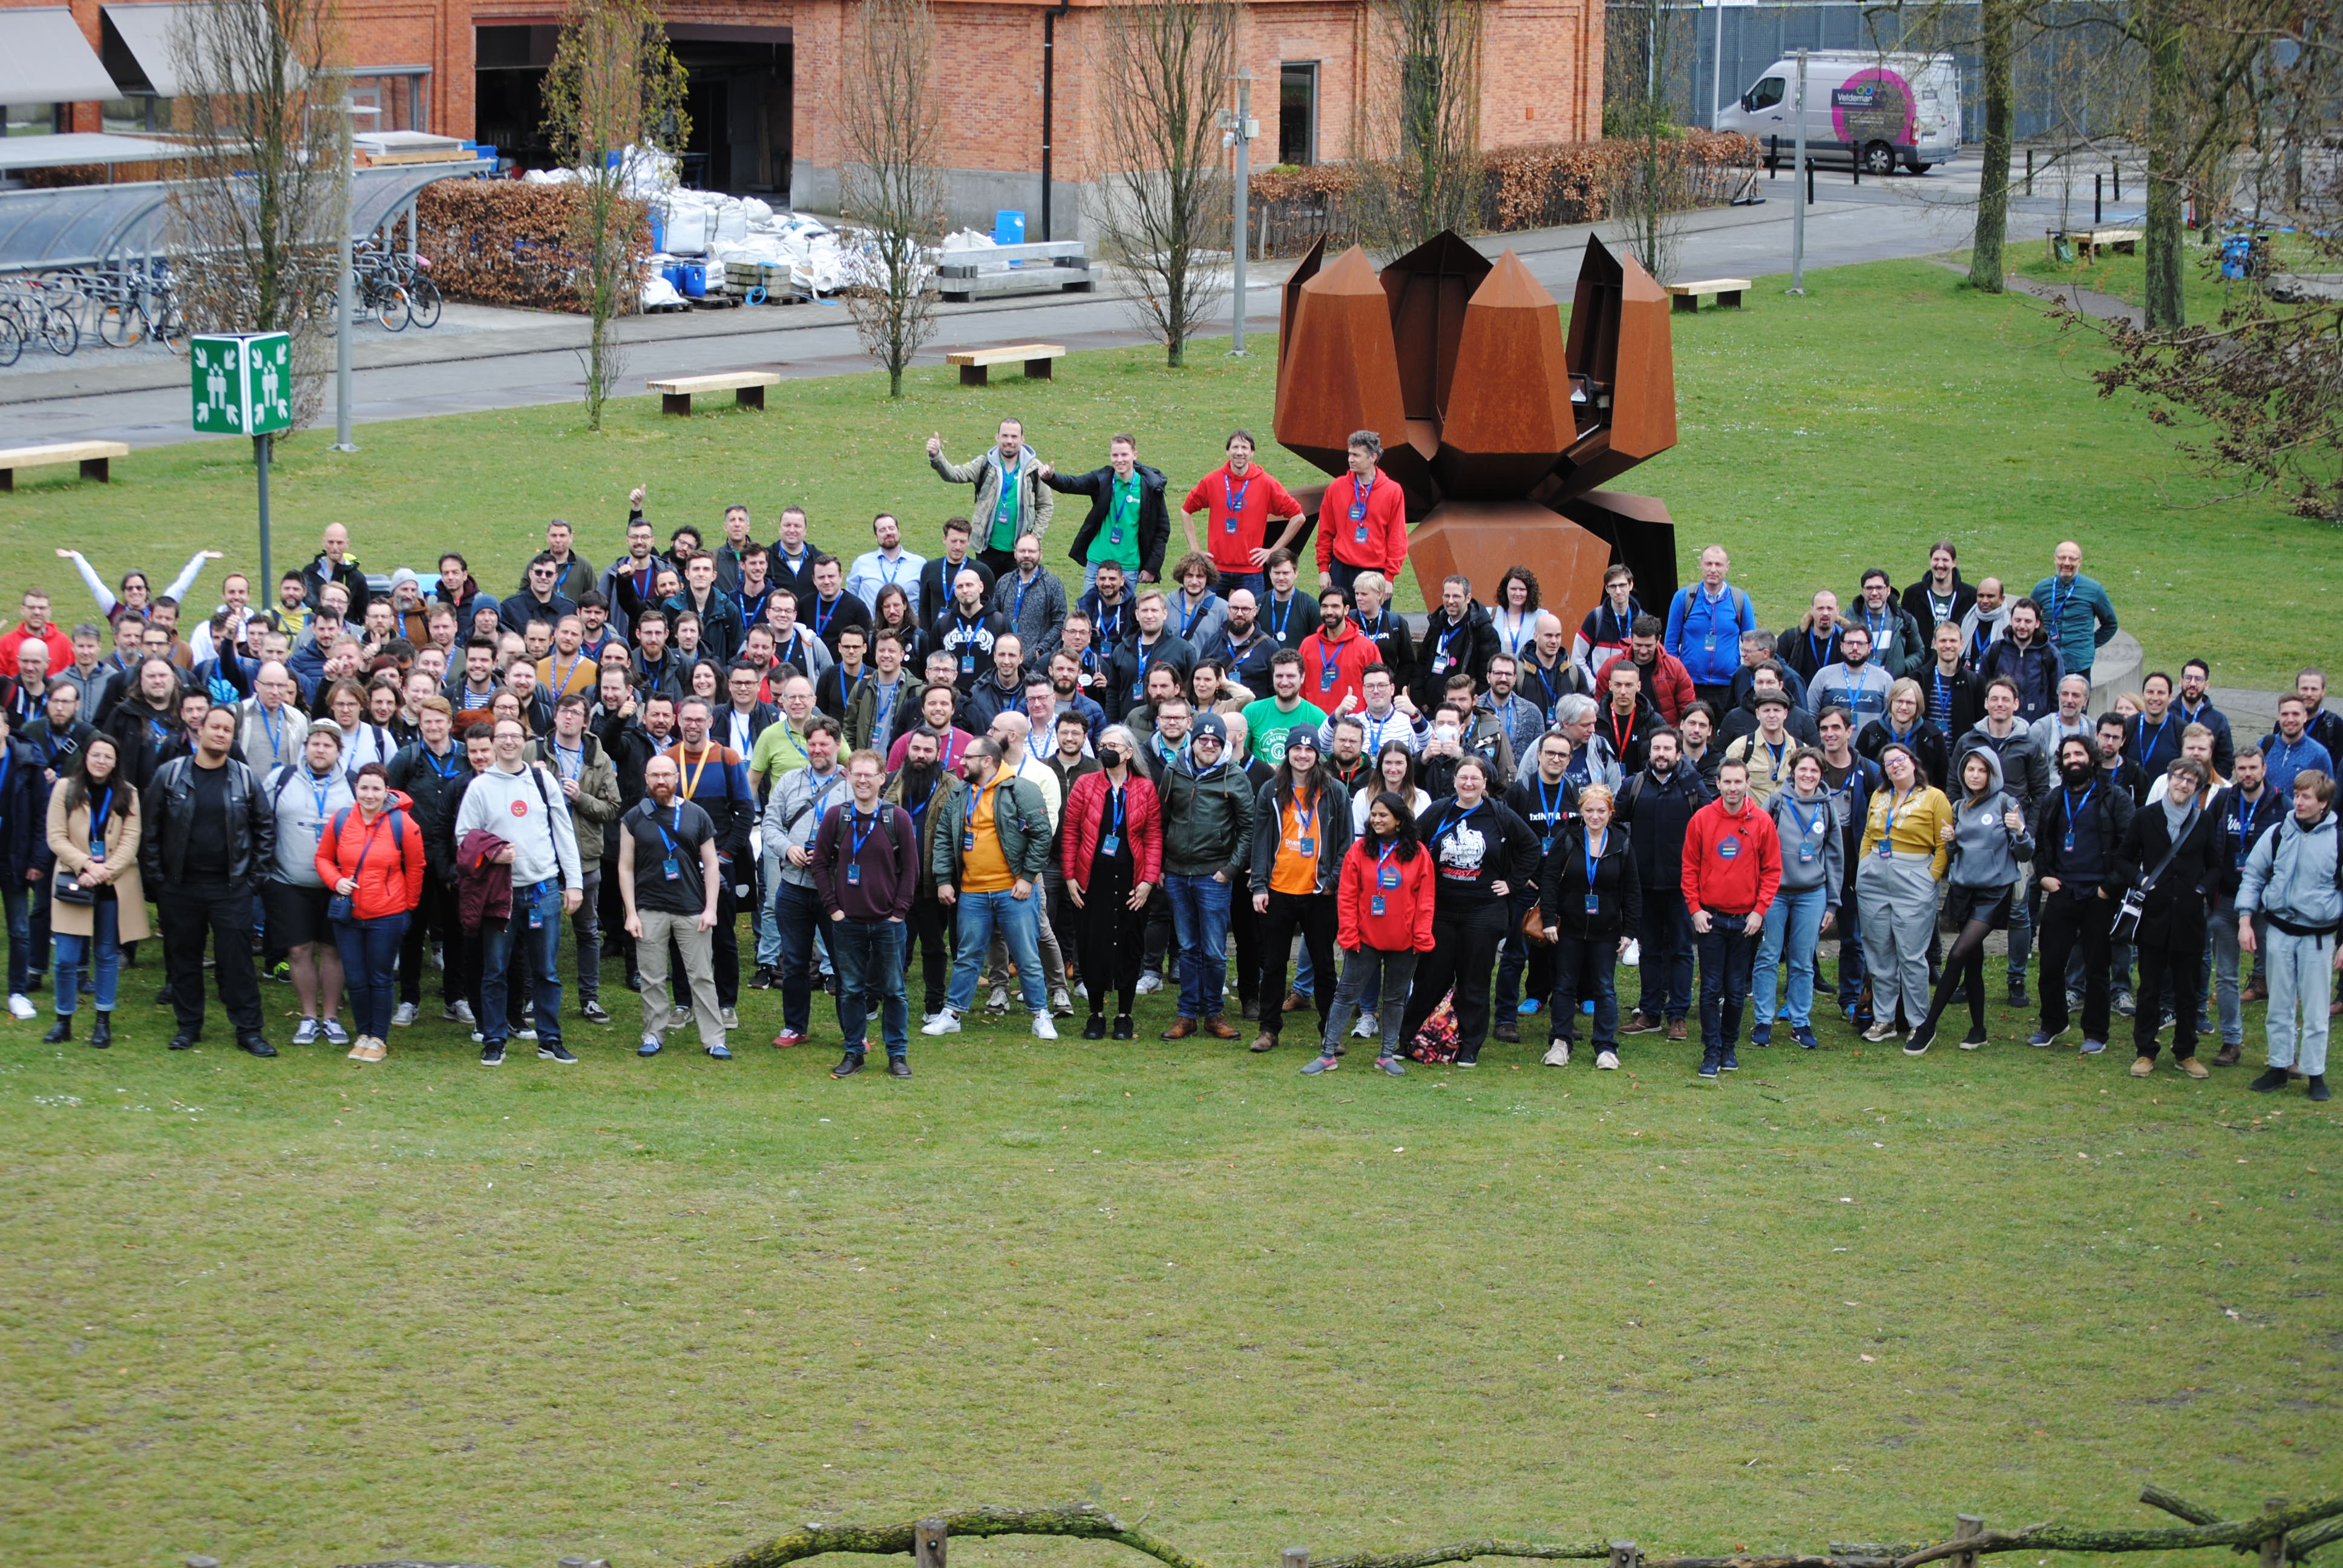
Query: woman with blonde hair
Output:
[[1855, 741, 1953, 1040]]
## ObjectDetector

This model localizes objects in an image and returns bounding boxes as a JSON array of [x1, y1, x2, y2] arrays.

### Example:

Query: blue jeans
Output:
[[2004, 870, 2033, 985], [1164, 872, 1233, 1019], [52, 898, 120, 1014], [1322, 946, 1415, 1057], [332, 910, 410, 1040], [1752, 884, 1827, 1029], [774, 880, 825, 1034], [1696, 916, 1759, 1051], [1636, 884, 1694, 1019], [1216, 570, 1267, 599], [480, 881, 565, 1047], [756, 847, 784, 967], [1, 881, 27, 995], [831, 916, 909, 1056], [945, 889, 1046, 1014]]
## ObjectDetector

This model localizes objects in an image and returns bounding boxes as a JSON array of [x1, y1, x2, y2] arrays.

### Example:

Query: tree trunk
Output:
[[1967, 0, 2014, 292], [2140, 0, 2186, 329]]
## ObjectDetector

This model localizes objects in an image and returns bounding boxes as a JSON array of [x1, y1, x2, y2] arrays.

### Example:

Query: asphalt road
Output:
[[4, 155, 2096, 449]]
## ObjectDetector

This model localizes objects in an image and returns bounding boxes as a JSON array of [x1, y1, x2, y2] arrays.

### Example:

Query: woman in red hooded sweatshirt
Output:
[[315, 762, 427, 1062], [1306, 789, 1437, 1077]]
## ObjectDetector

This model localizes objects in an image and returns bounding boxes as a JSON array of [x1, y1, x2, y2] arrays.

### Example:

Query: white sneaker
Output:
[[1136, 972, 1162, 995], [391, 1002, 419, 1028], [1072, 981, 1088, 1000], [292, 1017, 321, 1046], [517, 1027, 539, 1042], [1032, 1011, 1058, 1040], [672, 1007, 693, 1028], [7, 993, 36, 1020], [444, 999, 476, 1025], [1862, 1020, 1899, 1043], [720, 1007, 740, 1030], [1542, 1040, 1570, 1067], [1596, 1049, 1620, 1070], [922, 1010, 962, 1036], [321, 1017, 350, 1047], [987, 985, 1010, 1014], [1051, 987, 1073, 1017], [922, 1011, 944, 1027], [1353, 1013, 1378, 1038]]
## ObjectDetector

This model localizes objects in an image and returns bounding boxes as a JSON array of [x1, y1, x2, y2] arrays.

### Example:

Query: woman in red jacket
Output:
[[1307, 790, 1437, 1077], [315, 762, 427, 1062], [1061, 724, 1163, 1040]]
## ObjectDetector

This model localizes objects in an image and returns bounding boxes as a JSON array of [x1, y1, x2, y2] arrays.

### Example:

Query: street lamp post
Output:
[[1220, 71, 1258, 356], [323, 92, 378, 454], [1788, 49, 1810, 295]]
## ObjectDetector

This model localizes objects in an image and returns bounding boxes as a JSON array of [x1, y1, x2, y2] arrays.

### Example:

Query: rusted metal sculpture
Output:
[[1273, 230, 1680, 613]]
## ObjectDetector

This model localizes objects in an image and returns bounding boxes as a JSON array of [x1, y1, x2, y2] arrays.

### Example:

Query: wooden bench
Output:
[[644, 370, 781, 416], [2052, 227, 2141, 260], [945, 343, 1066, 387], [1666, 277, 1751, 313], [0, 439, 128, 492]]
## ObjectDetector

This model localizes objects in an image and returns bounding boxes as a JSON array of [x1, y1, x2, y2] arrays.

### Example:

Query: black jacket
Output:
[[1616, 762, 1714, 888], [105, 695, 182, 792], [2218, 785, 2287, 897], [2031, 778, 2137, 889], [1540, 821, 1643, 940], [2120, 801, 2222, 950], [1899, 570, 1978, 632], [0, 739, 42, 881], [1107, 633, 1197, 716], [1411, 604, 1501, 713], [301, 552, 370, 619], [1856, 718, 1951, 797], [1247, 774, 1354, 895], [140, 754, 274, 887], [1050, 462, 1173, 581], [385, 739, 476, 875]]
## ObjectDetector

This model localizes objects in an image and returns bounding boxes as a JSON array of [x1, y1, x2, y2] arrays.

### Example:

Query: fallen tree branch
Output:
[[1316, 1541, 1607, 1568], [1893, 1497, 2343, 1568], [696, 1505, 1217, 1568]]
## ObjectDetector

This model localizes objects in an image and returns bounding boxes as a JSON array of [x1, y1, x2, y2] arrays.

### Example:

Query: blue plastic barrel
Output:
[[993, 209, 1026, 246], [680, 263, 706, 298]]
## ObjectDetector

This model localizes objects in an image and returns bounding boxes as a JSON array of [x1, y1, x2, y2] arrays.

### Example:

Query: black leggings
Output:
[[1918, 889, 2011, 1039], [1398, 902, 1508, 1056], [1075, 857, 1151, 1017]]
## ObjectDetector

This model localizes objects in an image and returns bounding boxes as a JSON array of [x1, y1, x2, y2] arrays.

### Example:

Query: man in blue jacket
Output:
[[1664, 544, 1755, 710], [2031, 540, 2119, 677]]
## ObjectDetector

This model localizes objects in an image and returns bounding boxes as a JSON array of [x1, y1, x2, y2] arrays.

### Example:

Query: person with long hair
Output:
[[1537, 782, 1639, 1069], [1395, 755, 1539, 1067], [1061, 725, 1162, 1039], [1490, 567, 1542, 663], [1904, 747, 2033, 1054], [315, 762, 425, 1062], [1752, 748, 1843, 1050], [1858, 678, 1950, 791], [1351, 740, 1429, 833], [1248, 727, 1351, 1053], [1855, 742, 1953, 1040], [1308, 790, 1434, 1076], [42, 735, 144, 1046]]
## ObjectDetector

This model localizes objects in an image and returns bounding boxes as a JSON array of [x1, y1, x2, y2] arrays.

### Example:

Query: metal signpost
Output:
[[189, 331, 295, 590], [1219, 73, 1259, 356], [1788, 49, 1810, 295]]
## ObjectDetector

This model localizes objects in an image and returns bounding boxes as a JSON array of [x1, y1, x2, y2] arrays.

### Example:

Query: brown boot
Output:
[[1282, 989, 1309, 1014], [1250, 1030, 1278, 1053], [1202, 1014, 1240, 1040], [2240, 981, 2268, 1004], [1666, 1017, 1688, 1041], [2212, 1042, 2242, 1067], [1160, 1017, 1198, 1040]]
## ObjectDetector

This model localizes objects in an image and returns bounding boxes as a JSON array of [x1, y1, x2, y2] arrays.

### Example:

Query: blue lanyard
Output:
[[814, 595, 841, 639], [1786, 795, 1826, 841], [1932, 669, 1952, 724], [1439, 800, 1480, 841], [1436, 621, 1461, 662], [848, 808, 878, 861], [1014, 573, 1038, 623], [1536, 774, 1566, 831], [1865, 606, 1890, 643], [2046, 578, 2075, 627], [1809, 629, 1832, 669], [2137, 713, 2172, 760], [1176, 592, 1210, 640], [307, 773, 333, 821], [1267, 593, 1294, 641], [1291, 795, 1317, 844], [88, 789, 109, 850], [1106, 783, 1126, 840], [1352, 472, 1374, 514], [1096, 600, 1124, 643], [2063, 784, 2096, 836], [1225, 472, 1252, 518], [1375, 841, 1397, 883], [1583, 826, 1607, 889], [1970, 621, 1993, 662], [554, 743, 583, 782], [258, 702, 282, 757], [425, 745, 461, 780], [551, 652, 585, 695], [1606, 602, 1634, 644], [654, 802, 685, 857], [878, 554, 906, 585], [1763, 737, 1789, 776], [1532, 659, 1562, 713]]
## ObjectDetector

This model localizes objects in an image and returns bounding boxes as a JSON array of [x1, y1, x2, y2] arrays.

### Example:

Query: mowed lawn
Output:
[[3, 257, 2341, 1567], [0, 257, 2330, 685]]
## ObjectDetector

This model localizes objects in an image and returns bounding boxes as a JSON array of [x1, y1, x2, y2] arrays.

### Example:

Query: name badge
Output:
[[662, 855, 681, 881], [1585, 892, 1602, 915], [1101, 834, 1121, 857], [1224, 514, 1237, 534], [1109, 528, 1126, 547], [1876, 837, 1894, 857], [1370, 893, 1387, 916], [1798, 844, 1818, 864], [1353, 523, 1369, 544], [963, 828, 977, 852], [526, 900, 545, 930], [1704, 636, 1717, 653], [1431, 655, 1449, 675], [1295, 835, 1315, 856], [960, 653, 975, 673], [846, 862, 861, 885], [1377, 865, 1401, 890], [1320, 665, 1337, 693]]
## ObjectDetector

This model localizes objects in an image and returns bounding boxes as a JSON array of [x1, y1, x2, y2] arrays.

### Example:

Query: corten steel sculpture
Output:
[[1273, 230, 1680, 613]]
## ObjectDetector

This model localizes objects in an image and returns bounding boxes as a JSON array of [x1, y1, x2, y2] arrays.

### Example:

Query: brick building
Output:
[[5, 0, 1603, 239]]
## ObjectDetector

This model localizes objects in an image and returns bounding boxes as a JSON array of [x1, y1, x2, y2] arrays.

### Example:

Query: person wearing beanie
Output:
[[1156, 709, 1255, 1039]]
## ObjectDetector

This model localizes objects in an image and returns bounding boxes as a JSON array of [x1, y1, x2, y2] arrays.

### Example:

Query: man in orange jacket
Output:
[[1315, 430, 1408, 590], [1681, 755, 1783, 1081]]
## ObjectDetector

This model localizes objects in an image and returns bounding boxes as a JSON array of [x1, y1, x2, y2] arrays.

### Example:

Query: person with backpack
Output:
[[2119, 757, 2224, 1079], [314, 763, 427, 1062], [1536, 782, 1640, 1070], [1305, 788, 1435, 1076], [1903, 747, 2033, 1055], [809, 748, 922, 1078], [2236, 768, 2341, 1102], [1394, 754, 1539, 1067], [1246, 728, 1352, 1055], [264, 722, 356, 1049]]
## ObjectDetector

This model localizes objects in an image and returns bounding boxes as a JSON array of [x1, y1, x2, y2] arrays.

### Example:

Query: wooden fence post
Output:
[[1611, 1541, 1642, 1568], [1284, 1547, 1311, 1568], [1954, 1514, 1985, 1568], [917, 1518, 949, 1568], [2261, 1500, 2290, 1568]]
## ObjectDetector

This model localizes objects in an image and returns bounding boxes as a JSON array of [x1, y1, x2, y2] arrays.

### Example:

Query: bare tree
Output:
[[1093, 0, 1235, 367], [541, 0, 689, 430], [1354, 0, 1486, 252], [1965, 0, 2022, 292], [165, 0, 345, 428], [1602, 0, 1693, 281], [841, 0, 946, 398]]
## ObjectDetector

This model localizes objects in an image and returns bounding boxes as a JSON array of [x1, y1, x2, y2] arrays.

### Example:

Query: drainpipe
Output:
[[1041, 0, 1072, 240]]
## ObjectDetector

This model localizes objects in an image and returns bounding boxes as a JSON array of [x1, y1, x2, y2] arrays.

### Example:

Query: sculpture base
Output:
[[1406, 500, 1622, 620], [1556, 489, 1678, 607]]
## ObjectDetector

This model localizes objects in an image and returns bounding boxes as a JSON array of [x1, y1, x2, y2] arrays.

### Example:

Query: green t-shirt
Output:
[[1086, 475, 1145, 570], [987, 454, 1024, 552], [749, 719, 810, 783], [1241, 697, 1329, 765]]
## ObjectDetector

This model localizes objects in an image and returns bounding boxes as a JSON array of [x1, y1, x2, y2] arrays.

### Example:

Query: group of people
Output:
[[2, 420, 2336, 1099]]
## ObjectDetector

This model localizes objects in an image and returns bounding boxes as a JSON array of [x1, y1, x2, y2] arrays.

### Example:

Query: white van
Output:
[[1715, 51, 1961, 175]]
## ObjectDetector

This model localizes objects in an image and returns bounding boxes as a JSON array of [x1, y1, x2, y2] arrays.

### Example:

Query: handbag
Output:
[[2110, 803, 2199, 945], [325, 808, 385, 924], [1522, 900, 1555, 944], [51, 873, 95, 907]]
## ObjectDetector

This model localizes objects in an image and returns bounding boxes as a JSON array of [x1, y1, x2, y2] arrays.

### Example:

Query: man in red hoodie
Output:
[[1315, 430, 1409, 590], [1182, 429, 1306, 599], [1681, 755, 1782, 1081], [1299, 586, 1377, 714]]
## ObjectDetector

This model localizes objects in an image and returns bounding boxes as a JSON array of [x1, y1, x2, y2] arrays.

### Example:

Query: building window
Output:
[[4, 103, 64, 137], [346, 71, 427, 132], [1279, 62, 1317, 166], [102, 96, 171, 134]]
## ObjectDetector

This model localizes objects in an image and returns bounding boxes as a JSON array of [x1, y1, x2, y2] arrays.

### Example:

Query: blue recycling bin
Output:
[[992, 209, 1026, 246]]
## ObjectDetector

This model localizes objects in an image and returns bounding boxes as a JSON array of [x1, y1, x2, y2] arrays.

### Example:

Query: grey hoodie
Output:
[[2237, 808, 2342, 933], [1767, 786, 1844, 906], [1944, 746, 2036, 890]]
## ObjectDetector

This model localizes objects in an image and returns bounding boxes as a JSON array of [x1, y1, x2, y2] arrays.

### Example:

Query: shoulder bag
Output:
[[2111, 804, 2200, 945]]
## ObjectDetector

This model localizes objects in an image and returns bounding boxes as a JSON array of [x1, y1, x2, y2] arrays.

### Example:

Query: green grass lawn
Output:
[[2010, 230, 2321, 324], [2, 257, 2330, 686], [4, 952, 2338, 1568]]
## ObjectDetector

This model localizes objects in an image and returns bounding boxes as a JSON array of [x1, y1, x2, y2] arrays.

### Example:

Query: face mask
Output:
[[1434, 725, 1458, 743], [1098, 747, 1124, 769]]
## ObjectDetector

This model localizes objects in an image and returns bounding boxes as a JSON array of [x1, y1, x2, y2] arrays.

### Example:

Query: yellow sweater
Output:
[[1859, 785, 1953, 879]]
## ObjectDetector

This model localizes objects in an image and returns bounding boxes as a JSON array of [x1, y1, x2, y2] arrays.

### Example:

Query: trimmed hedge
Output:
[[414, 178, 650, 311]]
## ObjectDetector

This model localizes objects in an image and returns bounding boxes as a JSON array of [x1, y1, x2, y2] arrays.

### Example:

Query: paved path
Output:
[[2, 157, 2022, 444]]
